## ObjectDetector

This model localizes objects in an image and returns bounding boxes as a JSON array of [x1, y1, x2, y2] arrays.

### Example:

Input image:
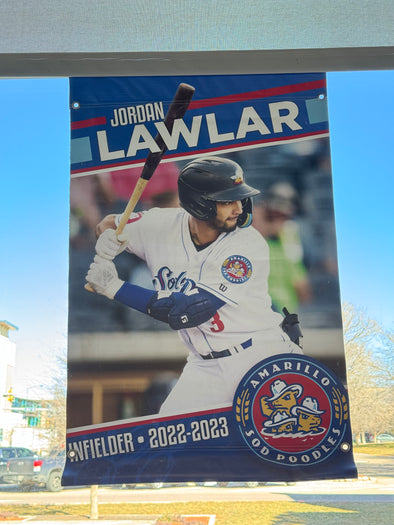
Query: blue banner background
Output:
[[70, 73, 328, 175]]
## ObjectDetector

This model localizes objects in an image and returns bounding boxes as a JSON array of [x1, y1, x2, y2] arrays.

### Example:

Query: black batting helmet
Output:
[[178, 156, 260, 227]]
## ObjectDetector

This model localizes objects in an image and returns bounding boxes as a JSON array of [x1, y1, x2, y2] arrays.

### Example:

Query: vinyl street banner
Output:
[[65, 72, 357, 486]]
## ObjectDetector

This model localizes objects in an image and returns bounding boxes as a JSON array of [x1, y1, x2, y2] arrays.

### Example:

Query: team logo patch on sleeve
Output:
[[234, 354, 353, 468], [126, 212, 143, 224], [221, 255, 252, 284]]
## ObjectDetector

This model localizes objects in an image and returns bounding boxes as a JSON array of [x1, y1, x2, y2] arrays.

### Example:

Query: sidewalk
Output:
[[1, 514, 215, 524], [24, 521, 157, 525], [4, 521, 157, 525]]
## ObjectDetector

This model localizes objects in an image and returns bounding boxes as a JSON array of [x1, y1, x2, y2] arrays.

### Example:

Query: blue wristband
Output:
[[114, 282, 156, 313]]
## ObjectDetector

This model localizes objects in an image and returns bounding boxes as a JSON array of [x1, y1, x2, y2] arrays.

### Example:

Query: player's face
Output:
[[209, 201, 242, 232]]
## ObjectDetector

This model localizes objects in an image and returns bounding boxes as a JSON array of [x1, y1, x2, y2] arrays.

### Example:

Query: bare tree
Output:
[[31, 346, 67, 452], [44, 349, 67, 450], [342, 302, 394, 442]]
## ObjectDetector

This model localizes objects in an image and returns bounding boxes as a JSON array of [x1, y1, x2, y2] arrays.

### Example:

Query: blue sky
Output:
[[0, 71, 393, 394], [327, 71, 394, 328]]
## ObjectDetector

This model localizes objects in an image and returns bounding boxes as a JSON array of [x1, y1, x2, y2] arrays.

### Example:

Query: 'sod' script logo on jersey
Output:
[[153, 266, 197, 293]]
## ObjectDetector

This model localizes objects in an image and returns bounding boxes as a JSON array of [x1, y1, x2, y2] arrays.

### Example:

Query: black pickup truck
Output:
[[3, 448, 65, 491], [0, 447, 36, 482]]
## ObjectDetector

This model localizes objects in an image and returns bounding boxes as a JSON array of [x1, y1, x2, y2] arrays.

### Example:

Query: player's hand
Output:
[[85, 255, 124, 299], [95, 229, 128, 260], [115, 216, 142, 244]]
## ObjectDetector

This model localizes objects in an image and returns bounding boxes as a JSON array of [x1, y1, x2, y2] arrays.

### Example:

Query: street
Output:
[[0, 454, 393, 505]]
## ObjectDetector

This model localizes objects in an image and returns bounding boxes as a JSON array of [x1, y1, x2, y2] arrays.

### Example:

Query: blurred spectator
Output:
[[70, 175, 107, 248], [70, 162, 180, 247], [100, 161, 180, 212], [149, 190, 179, 209], [69, 163, 180, 333], [253, 182, 312, 313]]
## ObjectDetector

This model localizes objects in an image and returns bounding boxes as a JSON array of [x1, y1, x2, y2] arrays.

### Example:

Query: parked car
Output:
[[124, 482, 164, 489], [0, 447, 35, 483], [3, 448, 65, 492], [376, 433, 394, 443]]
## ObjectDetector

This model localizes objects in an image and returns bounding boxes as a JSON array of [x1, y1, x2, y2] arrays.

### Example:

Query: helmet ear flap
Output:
[[237, 198, 253, 228], [238, 212, 253, 228]]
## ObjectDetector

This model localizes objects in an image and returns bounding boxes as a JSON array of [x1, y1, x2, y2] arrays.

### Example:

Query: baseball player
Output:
[[86, 156, 302, 416]]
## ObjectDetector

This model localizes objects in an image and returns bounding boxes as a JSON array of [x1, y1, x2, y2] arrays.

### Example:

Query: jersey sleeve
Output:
[[114, 208, 165, 261]]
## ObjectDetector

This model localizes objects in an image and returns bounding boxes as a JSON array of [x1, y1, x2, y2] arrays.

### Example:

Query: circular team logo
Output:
[[234, 354, 351, 467], [221, 255, 252, 284]]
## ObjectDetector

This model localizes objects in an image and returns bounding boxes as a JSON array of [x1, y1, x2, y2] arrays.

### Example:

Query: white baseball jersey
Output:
[[116, 207, 287, 358]]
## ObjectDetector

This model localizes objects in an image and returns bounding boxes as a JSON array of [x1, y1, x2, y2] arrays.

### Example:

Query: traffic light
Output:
[[6, 388, 14, 403]]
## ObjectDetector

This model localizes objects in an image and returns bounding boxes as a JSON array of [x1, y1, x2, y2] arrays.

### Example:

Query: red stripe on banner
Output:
[[71, 117, 107, 130], [70, 130, 329, 176], [71, 157, 152, 175], [70, 80, 324, 131], [188, 79, 326, 110], [67, 406, 233, 437]]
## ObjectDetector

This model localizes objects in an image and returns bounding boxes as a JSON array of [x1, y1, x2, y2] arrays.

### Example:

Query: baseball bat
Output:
[[85, 82, 195, 292]]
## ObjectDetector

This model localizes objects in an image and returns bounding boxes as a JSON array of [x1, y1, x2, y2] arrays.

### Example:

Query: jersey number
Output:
[[210, 312, 224, 332]]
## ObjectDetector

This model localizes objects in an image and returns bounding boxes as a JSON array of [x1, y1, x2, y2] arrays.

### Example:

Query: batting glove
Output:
[[95, 229, 128, 261], [85, 255, 124, 299]]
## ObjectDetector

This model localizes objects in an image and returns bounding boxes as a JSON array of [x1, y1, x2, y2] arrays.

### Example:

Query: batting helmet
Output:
[[178, 156, 260, 227]]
